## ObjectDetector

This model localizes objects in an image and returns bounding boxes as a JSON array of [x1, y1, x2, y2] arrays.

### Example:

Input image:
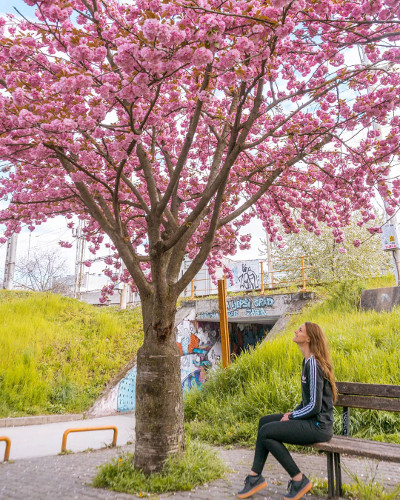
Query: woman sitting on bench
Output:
[[237, 322, 337, 500]]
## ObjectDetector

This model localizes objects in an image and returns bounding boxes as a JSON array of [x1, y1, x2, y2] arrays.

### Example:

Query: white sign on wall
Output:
[[381, 224, 400, 251], [227, 259, 261, 292]]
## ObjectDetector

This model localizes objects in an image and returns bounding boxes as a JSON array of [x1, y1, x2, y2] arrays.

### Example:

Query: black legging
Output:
[[251, 414, 332, 478]]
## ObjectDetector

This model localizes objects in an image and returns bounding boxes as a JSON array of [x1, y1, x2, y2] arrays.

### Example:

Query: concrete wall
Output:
[[360, 286, 400, 312], [194, 292, 314, 324]]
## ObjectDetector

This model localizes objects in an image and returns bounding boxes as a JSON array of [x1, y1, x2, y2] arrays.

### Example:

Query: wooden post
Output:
[[190, 279, 194, 299], [260, 262, 264, 295], [218, 278, 230, 368], [301, 256, 306, 291]]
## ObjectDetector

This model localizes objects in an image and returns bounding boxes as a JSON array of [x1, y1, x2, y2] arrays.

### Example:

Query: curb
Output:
[[0, 413, 84, 428]]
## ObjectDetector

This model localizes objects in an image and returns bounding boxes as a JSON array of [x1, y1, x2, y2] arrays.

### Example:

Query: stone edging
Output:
[[0, 413, 84, 427]]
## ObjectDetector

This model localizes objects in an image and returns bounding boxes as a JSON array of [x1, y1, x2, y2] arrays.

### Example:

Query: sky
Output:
[[0, 0, 35, 17]]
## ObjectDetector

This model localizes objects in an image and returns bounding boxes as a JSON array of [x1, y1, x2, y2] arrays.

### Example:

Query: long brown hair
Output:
[[304, 322, 337, 402]]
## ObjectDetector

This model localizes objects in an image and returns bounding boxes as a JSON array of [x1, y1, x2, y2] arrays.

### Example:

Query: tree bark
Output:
[[134, 293, 184, 474]]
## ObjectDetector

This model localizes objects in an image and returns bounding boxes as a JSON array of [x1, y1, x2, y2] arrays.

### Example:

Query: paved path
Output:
[[0, 415, 135, 460], [1, 444, 400, 499]]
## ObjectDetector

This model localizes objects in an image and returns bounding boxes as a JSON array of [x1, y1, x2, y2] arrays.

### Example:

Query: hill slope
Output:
[[0, 291, 143, 417]]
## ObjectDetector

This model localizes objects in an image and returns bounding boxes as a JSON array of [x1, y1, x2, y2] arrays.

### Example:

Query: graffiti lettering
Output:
[[227, 297, 251, 311], [253, 296, 274, 308], [198, 311, 219, 319], [245, 308, 268, 316]]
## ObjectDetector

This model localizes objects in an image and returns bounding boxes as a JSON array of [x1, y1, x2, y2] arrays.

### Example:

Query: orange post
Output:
[[0, 436, 11, 461], [301, 256, 306, 291], [260, 262, 264, 295], [190, 279, 194, 299], [61, 426, 118, 453], [218, 278, 230, 368]]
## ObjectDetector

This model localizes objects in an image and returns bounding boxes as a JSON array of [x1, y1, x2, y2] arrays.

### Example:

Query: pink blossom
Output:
[[143, 19, 161, 41], [192, 47, 213, 67], [59, 241, 73, 249], [9, 45, 29, 61]]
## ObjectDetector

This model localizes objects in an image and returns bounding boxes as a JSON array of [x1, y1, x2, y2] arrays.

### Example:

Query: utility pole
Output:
[[120, 261, 128, 310], [359, 47, 400, 285], [265, 232, 274, 288], [73, 221, 86, 300], [3, 233, 18, 289]]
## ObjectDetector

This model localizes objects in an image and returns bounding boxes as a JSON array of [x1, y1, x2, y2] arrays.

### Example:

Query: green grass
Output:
[[0, 290, 143, 417], [184, 277, 400, 446], [311, 476, 400, 500], [92, 438, 227, 496]]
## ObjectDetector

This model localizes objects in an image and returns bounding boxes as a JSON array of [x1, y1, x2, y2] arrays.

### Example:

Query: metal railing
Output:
[[61, 426, 118, 453], [0, 436, 11, 461], [188, 256, 313, 299]]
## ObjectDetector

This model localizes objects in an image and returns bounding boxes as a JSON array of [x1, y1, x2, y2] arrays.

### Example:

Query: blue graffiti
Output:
[[253, 296, 274, 307], [117, 367, 137, 412], [227, 297, 252, 311], [181, 370, 202, 392], [198, 311, 219, 319], [245, 308, 267, 316]]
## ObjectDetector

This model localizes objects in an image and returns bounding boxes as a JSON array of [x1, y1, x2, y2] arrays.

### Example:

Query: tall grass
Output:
[[0, 291, 143, 417], [184, 279, 400, 446]]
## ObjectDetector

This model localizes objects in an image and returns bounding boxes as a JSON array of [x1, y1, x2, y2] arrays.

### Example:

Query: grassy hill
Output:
[[0, 291, 143, 417], [184, 277, 400, 446]]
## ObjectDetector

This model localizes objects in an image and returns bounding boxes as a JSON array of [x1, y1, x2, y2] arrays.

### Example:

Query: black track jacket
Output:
[[288, 355, 334, 433]]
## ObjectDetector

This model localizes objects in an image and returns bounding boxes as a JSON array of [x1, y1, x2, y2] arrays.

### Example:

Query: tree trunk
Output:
[[134, 294, 184, 474]]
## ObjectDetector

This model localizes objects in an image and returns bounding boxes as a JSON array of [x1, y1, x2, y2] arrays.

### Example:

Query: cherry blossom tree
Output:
[[1, 0, 400, 473], [260, 211, 393, 284]]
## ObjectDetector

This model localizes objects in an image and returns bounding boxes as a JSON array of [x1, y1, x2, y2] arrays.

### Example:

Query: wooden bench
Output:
[[311, 381, 400, 498]]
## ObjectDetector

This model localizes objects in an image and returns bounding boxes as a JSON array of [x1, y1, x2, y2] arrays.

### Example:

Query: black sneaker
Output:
[[284, 474, 312, 499], [237, 474, 267, 499]]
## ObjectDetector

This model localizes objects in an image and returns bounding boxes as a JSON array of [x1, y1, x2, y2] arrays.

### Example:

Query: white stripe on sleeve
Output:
[[292, 356, 317, 418]]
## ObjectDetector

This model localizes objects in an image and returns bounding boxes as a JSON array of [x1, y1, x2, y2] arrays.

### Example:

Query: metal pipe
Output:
[[61, 426, 118, 453], [0, 436, 11, 461]]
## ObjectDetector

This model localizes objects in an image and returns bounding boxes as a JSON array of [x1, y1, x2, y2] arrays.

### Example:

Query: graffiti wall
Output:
[[117, 367, 137, 412], [177, 320, 221, 392], [197, 295, 276, 321], [113, 320, 221, 412], [228, 259, 261, 292]]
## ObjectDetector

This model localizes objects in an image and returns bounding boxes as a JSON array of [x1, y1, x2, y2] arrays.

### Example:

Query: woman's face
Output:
[[293, 323, 310, 346]]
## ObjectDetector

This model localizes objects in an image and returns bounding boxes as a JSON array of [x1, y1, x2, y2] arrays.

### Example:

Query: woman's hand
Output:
[[280, 412, 292, 421]]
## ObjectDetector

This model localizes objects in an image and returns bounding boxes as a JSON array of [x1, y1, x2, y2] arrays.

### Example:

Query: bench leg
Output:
[[327, 452, 335, 498], [334, 453, 342, 498]]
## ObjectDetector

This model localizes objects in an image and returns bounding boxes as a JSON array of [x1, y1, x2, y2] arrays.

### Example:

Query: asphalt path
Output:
[[0, 414, 135, 460]]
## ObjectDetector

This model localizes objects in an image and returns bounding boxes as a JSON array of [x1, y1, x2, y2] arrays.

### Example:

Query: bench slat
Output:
[[312, 436, 400, 463], [336, 394, 400, 412], [336, 382, 400, 398]]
